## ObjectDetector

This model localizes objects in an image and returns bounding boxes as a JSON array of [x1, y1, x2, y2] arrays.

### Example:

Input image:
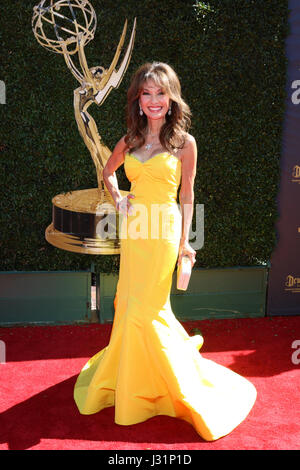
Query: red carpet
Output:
[[0, 316, 299, 450]]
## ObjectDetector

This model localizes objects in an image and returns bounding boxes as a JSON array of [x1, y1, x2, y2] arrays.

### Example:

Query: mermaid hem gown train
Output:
[[74, 152, 257, 441]]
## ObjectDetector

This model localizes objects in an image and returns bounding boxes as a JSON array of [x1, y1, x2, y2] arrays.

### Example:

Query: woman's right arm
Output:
[[103, 136, 135, 215]]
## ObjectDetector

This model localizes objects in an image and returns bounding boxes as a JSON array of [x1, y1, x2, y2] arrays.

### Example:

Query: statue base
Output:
[[45, 188, 129, 255]]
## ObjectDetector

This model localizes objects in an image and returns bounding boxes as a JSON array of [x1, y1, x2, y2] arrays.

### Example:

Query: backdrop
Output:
[[267, 0, 300, 315]]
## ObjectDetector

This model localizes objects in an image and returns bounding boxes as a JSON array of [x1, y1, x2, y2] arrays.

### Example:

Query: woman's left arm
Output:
[[178, 135, 197, 266]]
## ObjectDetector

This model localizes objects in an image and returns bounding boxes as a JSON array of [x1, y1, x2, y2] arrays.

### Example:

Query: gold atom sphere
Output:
[[32, 0, 97, 55]]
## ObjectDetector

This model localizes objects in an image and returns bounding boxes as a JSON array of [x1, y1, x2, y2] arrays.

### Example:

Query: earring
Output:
[[168, 105, 172, 116], [139, 104, 143, 116]]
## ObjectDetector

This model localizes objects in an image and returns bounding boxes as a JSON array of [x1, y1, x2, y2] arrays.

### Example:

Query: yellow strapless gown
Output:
[[74, 152, 257, 441]]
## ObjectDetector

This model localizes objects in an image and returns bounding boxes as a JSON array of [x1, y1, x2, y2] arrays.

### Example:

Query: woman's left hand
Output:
[[177, 239, 196, 267]]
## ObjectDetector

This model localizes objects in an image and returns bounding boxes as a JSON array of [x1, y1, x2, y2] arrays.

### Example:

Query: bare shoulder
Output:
[[103, 135, 128, 174], [184, 133, 197, 151], [178, 133, 197, 163], [114, 135, 128, 153]]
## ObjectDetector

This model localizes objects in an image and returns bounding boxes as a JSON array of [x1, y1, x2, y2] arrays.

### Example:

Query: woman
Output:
[[74, 62, 256, 441]]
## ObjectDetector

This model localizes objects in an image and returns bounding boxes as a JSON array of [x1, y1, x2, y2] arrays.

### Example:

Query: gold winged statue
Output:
[[32, 0, 136, 254]]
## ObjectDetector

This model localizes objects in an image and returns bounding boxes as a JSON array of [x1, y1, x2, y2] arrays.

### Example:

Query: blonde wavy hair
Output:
[[124, 62, 191, 153]]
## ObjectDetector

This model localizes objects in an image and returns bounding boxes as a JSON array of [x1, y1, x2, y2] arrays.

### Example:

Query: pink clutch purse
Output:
[[177, 255, 192, 291]]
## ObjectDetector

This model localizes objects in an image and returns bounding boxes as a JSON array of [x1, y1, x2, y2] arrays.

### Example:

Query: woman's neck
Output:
[[146, 118, 165, 136]]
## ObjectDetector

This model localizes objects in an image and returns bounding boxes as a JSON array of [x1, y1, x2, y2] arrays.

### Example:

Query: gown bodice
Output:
[[124, 152, 181, 205]]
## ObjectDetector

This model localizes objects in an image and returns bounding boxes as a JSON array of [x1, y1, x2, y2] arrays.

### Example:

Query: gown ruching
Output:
[[73, 152, 257, 441]]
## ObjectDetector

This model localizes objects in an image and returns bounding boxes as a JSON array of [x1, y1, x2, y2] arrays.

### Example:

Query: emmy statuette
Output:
[[32, 0, 136, 254]]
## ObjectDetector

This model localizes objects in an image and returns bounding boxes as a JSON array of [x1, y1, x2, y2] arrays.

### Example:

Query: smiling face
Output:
[[139, 79, 171, 122]]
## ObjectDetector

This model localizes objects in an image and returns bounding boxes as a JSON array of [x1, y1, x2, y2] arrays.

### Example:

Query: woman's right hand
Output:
[[116, 194, 135, 216]]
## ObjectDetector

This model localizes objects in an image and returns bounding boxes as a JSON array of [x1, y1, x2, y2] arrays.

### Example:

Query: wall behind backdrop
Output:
[[0, 0, 288, 274]]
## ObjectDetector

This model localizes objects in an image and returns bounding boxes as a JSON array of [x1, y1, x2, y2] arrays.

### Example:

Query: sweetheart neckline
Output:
[[125, 152, 181, 165]]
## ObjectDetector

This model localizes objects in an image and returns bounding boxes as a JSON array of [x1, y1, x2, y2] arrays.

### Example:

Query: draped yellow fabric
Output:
[[73, 152, 257, 441]]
